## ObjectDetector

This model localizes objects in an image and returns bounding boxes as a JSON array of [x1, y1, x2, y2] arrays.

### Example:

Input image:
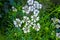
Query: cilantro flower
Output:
[[56, 24, 60, 28], [22, 0, 42, 15], [22, 16, 30, 23], [58, 20, 60, 23], [31, 15, 39, 22], [33, 23, 40, 31], [29, 6, 34, 12], [33, 9, 39, 16], [22, 5, 30, 14], [13, 18, 22, 27], [33, 1, 42, 9], [51, 18, 59, 24], [27, 0, 34, 5], [22, 26, 30, 33]]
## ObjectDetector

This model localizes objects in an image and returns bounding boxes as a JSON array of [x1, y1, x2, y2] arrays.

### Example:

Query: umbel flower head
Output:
[[22, 26, 30, 33], [33, 9, 39, 16], [22, 0, 42, 14], [33, 1, 42, 9], [33, 23, 40, 31], [51, 18, 59, 24], [51, 18, 60, 28], [22, 16, 30, 23], [13, 18, 22, 27], [13, 0, 42, 33], [56, 24, 60, 29], [27, 0, 34, 5], [22, 5, 30, 14], [31, 15, 39, 22]]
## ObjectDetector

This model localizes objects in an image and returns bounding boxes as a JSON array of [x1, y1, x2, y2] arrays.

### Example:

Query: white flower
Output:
[[31, 15, 39, 22], [25, 20, 34, 28], [56, 24, 60, 28], [33, 1, 42, 9], [27, 0, 34, 5], [58, 20, 60, 23], [33, 23, 40, 31], [22, 16, 30, 23], [13, 18, 22, 27], [22, 16, 33, 28], [12, 6, 17, 12], [56, 33, 60, 38], [25, 20, 31, 25], [33, 9, 39, 16], [22, 26, 30, 33], [51, 18, 59, 24], [22, 5, 30, 14], [29, 6, 35, 12]]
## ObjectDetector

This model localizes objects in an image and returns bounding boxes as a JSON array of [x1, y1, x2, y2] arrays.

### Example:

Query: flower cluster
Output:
[[51, 18, 60, 28], [51, 17, 60, 38], [22, 0, 42, 15], [31, 15, 39, 22], [33, 23, 40, 31], [13, 0, 41, 33], [13, 18, 22, 27], [13, 15, 40, 33], [51, 18, 60, 24]]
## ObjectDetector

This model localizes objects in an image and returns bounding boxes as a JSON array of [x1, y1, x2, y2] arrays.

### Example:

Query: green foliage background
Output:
[[0, 0, 60, 40]]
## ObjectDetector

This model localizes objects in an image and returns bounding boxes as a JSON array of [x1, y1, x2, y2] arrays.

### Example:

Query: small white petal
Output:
[[12, 6, 14, 9], [19, 24, 21, 27], [15, 25, 18, 27], [58, 20, 60, 23], [22, 27, 25, 30], [16, 18, 20, 22], [51, 18, 54, 21], [22, 10, 25, 13], [36, 16, 39, 21], [13, 21, 17, 25], [22, 7, 25, 9], [24, 31, 27, 33], [34, 20, 36, 22], [24, 16, 26, 19], [31, 22, 33, 25], [33, 26, 35, 29], [27, 17, 29, 20], [36, 29, 39, 31], [31, 16, 33, 18], [37, 23, 40, 28], [39, 4, 42, 9], [28, 29, 30, 32], [22, 20, 25, 23], [26, 10, 30, 14]]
